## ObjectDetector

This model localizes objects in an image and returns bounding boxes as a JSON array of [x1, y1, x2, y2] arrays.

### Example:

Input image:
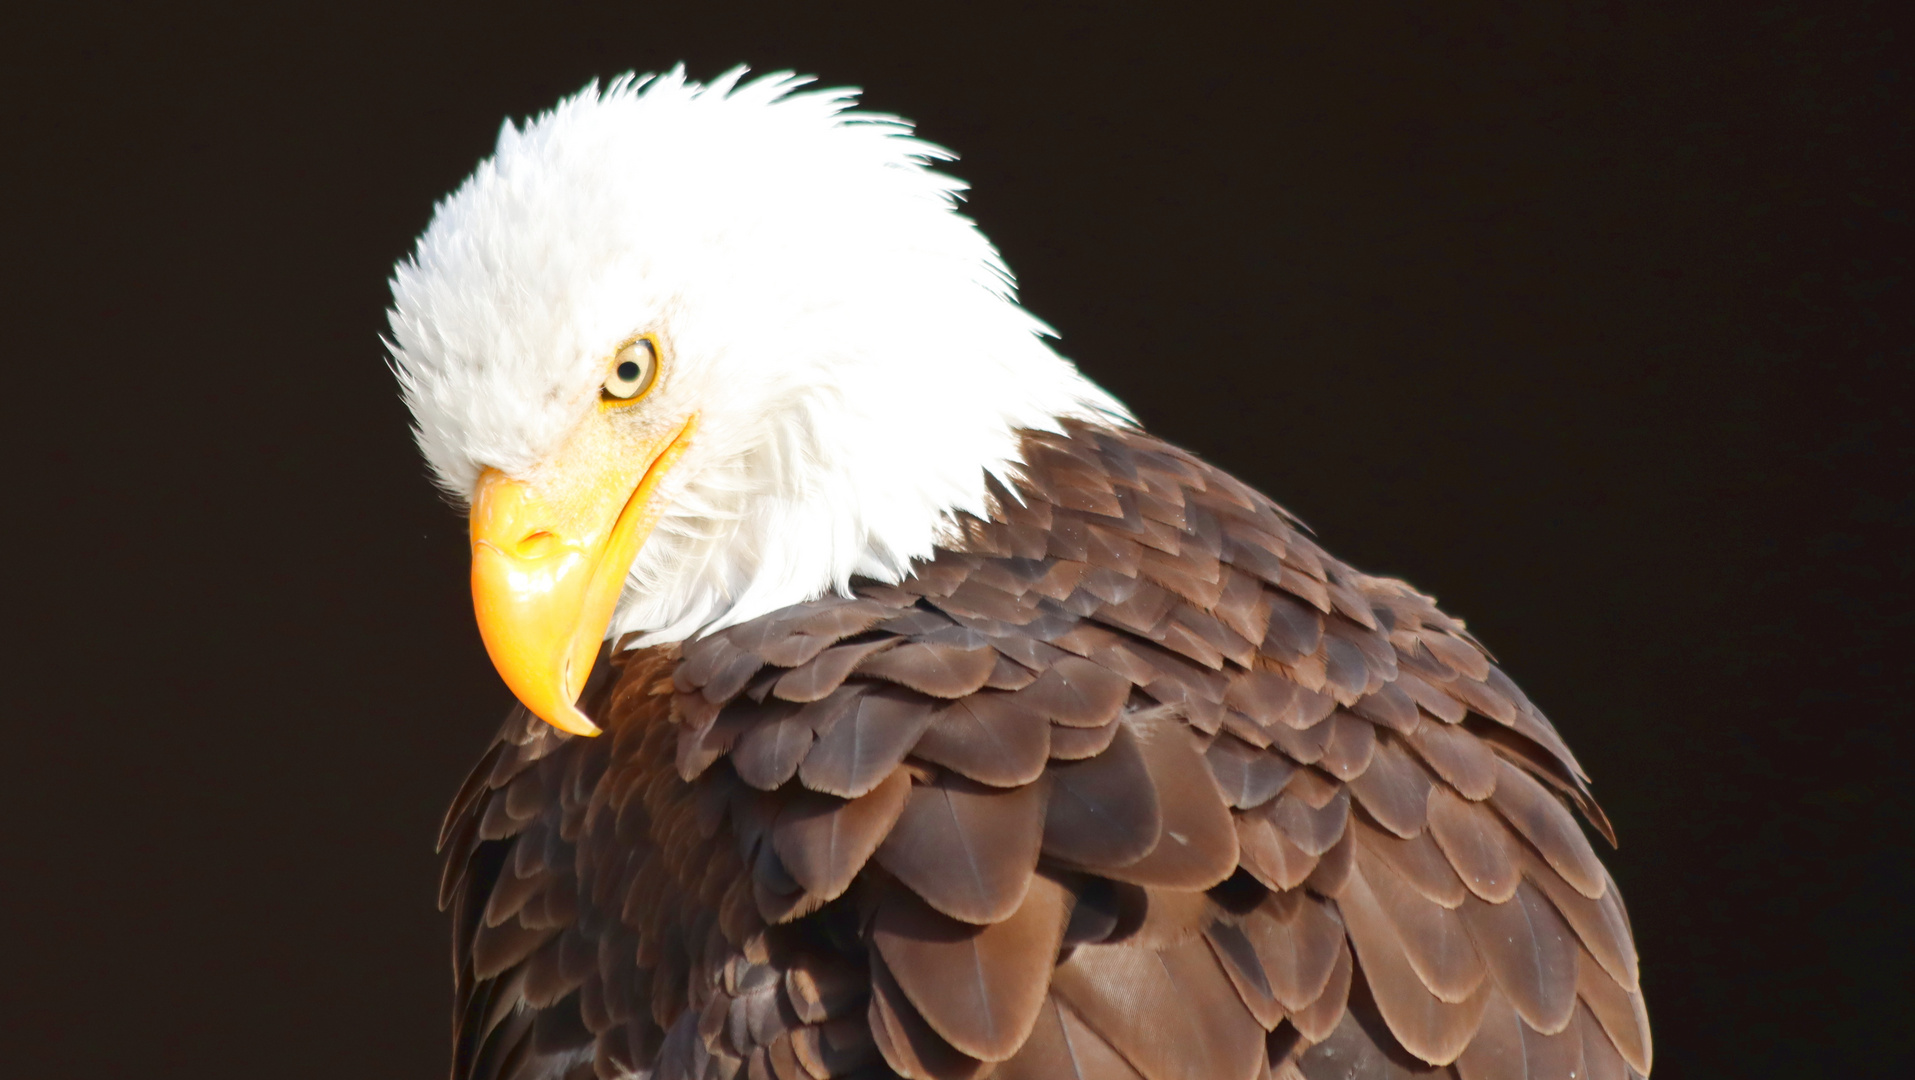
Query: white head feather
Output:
[[388, 67, 1130, 647]]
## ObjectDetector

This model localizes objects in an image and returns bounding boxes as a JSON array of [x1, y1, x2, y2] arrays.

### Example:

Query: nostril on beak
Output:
[[515, 530, 558, 558]]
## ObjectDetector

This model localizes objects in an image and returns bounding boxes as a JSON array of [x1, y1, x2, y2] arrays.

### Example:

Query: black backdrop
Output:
[[10, 2, 1908, 1076]]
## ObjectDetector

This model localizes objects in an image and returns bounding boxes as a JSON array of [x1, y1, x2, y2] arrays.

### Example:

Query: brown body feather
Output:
[[439, 421, 1649, 1080]]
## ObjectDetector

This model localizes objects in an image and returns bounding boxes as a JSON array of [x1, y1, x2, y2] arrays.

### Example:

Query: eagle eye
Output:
[[602, 338, 658, 403]]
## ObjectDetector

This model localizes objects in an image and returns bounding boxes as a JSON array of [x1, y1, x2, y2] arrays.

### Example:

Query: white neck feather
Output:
[[614, 313, 1126, 647]]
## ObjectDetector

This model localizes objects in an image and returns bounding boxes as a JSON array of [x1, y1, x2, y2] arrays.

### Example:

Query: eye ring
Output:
[[601, 337, 659, 404]]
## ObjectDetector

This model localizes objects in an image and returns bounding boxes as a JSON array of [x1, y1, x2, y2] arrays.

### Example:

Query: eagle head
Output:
[[388, 68, 1125, 734]]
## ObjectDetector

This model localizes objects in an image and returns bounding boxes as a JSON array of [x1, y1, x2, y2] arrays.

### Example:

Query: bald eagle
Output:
[[389, 68, 1650, 1080]]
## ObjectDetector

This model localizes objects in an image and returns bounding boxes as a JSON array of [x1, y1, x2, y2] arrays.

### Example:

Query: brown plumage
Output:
[[439, 421, 1649, 1080]]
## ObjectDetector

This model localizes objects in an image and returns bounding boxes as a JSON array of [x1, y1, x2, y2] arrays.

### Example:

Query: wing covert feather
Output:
[[876, 773, 1047, 924], [437, 422, 1642, 1080]]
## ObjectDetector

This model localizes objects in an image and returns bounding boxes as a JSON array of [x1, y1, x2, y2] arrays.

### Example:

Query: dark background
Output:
[[9, 1, 1907, 1076]]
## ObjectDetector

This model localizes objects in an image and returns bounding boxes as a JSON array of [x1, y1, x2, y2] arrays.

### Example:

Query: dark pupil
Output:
[[617, 361, 641, 382]]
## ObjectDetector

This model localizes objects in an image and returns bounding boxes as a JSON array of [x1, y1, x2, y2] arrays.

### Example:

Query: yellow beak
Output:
[[468, 416, 696, 735]]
